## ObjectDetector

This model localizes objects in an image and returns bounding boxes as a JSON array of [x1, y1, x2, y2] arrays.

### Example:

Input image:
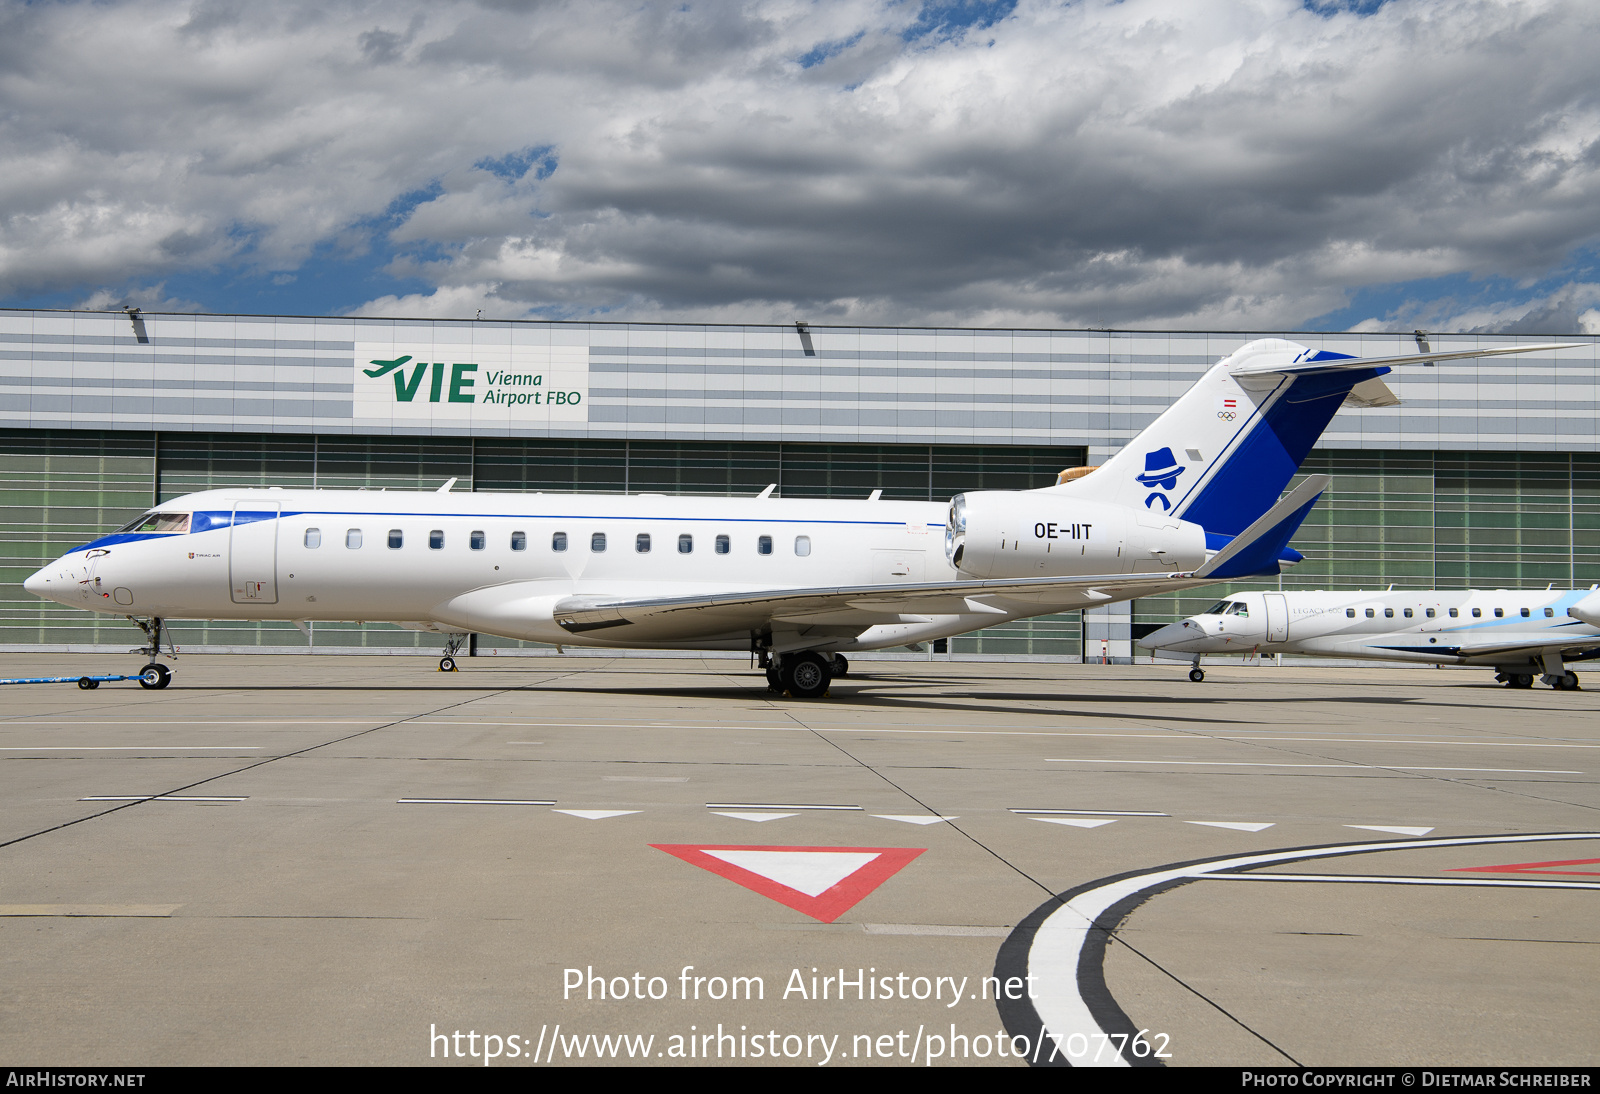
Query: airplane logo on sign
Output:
[[651, 844, 925, 922]]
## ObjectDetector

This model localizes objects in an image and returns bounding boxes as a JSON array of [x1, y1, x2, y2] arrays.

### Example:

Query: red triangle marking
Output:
[[651, 844, 926, 923], [1451, 857, 1600, 877]]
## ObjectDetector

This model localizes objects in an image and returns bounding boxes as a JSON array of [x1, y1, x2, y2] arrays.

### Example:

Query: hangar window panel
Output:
[[627, 441, 780, 496], [157, 432, 314, 500], [315, 437, 472, 493], [475, 438, 626, 494]]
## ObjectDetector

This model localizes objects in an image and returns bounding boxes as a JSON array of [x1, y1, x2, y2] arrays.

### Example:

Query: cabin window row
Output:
[[1344, 606, 1555, 619], [556, 532, 811, 556], [302, 527, 812, 556]]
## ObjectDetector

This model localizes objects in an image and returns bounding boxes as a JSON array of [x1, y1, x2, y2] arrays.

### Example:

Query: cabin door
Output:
[[1264, 593, 1289, 643], [229, 503, 280, 605]]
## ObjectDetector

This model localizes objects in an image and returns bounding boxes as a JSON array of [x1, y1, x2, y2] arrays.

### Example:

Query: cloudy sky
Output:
[[2, 0, 1599, 332]]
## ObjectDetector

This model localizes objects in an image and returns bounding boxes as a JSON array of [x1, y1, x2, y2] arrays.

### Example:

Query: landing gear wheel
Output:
[[439, 656, 458, 673], [831, 654, 849, 678], [1188, 667, 1205, 683], [781, 652, 833, 699], [138, 663, 171, 690], [1514, 673, 1535, 689], [1563, 672, 1580, 691], [765, 666, 782, 693], [77, 676, 98, 690]]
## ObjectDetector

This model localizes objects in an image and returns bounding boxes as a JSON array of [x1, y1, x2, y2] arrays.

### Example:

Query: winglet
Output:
[[1196, 475, 1329, 580], [437, 477, 458, 494]]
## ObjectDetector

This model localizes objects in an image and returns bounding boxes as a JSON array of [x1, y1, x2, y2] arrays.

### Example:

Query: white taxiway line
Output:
[[82, 795, 246, 802], [1009, 831, 1600, 1069], [705, 802, 862, 810], [397, 798, 555, 805], [1, 746, 262, 751], [1046, 759, 1581, 774], [1011, 808, 1169, 817], [1202, 873, 1600, 890]]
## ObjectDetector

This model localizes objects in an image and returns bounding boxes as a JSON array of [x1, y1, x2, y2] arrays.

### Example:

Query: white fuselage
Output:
[[1139, 588, 1600, 667], [25, 486, 1187, 653]]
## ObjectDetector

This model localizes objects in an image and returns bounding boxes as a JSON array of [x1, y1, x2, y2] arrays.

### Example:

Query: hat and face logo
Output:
[[1137, 447, 1186, 511]]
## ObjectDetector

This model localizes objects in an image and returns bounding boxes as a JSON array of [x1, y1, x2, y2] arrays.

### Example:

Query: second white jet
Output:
[[1138, 587, 1600, 690]]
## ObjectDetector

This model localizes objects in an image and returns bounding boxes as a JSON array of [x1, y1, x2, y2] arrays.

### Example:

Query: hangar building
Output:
[[2, 308, 1596, 662]]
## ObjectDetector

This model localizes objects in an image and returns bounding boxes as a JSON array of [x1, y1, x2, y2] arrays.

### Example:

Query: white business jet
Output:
[[24, 338, 1578, 697], [1138, 587, 1600, 690]]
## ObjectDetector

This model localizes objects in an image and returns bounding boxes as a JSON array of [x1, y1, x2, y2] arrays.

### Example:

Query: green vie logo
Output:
[[364, 355, 578, 408], [365, 356, 478, 403]]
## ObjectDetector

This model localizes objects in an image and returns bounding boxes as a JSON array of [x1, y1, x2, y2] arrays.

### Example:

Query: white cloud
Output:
[[4, 0, 1600, 329]]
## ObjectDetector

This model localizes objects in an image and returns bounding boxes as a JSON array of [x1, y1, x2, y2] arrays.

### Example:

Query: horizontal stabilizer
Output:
[[1196, 475, 1329, 580], [1230, 342, 1582, 377]]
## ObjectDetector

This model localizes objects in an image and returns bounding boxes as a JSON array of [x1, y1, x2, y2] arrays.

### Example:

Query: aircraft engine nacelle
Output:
[[945, 491, 1207, 579]]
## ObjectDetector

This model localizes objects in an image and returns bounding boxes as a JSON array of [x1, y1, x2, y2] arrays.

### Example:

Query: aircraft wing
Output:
[[552, 570, 1215, 643], [1371, 628, 1600, 665], [552, 473, 1330, 643]]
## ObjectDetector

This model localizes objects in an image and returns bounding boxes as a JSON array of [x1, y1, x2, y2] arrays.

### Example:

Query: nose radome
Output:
[[1137, 622, 1191, 650], [23, 565, 54, 599]]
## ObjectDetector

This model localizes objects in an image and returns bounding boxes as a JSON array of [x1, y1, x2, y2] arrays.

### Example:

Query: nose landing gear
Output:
[[128, 616, 175, 689]]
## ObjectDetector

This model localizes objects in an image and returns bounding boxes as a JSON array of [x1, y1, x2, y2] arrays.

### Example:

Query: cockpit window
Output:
[[1229, 603, 1249, 617], [1203, 600, 1233, 615], [115, 512, 190, 534]]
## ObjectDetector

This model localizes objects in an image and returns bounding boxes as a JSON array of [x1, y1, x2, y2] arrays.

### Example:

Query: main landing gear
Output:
[[1496, 670, 1579, 690], [761, 650, 836, 698], [127, 616, 175, 690]]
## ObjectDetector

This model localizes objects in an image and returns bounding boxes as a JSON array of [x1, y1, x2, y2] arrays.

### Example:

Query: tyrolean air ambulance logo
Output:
[[1136, 447, 1186, 511]]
